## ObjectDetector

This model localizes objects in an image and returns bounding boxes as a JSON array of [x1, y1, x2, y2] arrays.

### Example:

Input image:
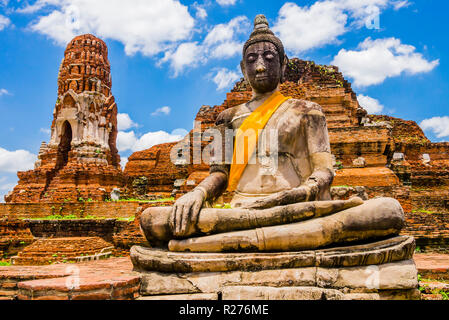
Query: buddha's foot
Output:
[[168, 197, 404, 252]]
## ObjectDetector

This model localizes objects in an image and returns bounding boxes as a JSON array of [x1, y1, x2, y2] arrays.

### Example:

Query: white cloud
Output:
[[117, 129, 184, 152], [151, 106, 171, 116], [211, 68, 240, 91], [23, 0, 195, 57], [357, 94, 384, 114], [216, 0, 237, 6], [0, 147, 37, 173], [0, 177, 16, 190], [392, 0, 411, 10], [273, 1, 348, 54], [203, 16, 247, 46], [40, 128, 51, 135], [0, 14, 10, 30], [0, 175, 17, 203], [420, 117, 449, 139], [0, 88, 10, 96], [133, 131, 183, 151], [161, 16, 250, 76], [120, 157, 128, 169], [117, 131, 137, 152], [192, 2, 207, 19], [117, 113, 138, 131], [15, 0, 48, 13], [332, 37, 439, 87], [272, 0, 412, 54], [0, 181, 15, 191], [161, 42, 204, 77], [203, 16, 248, 59]]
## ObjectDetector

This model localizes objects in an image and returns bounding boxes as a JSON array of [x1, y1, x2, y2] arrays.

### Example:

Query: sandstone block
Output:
[[221, 286, 344, 300], [316, 259, 418, 290], [138, 293, 218, 300]]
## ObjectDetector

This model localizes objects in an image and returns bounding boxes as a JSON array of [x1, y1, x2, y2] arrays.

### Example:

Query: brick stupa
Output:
[[6, 34, 124, 203]]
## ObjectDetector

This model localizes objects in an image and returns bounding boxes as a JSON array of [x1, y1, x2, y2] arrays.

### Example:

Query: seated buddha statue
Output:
[[139, 15, 405, 253]]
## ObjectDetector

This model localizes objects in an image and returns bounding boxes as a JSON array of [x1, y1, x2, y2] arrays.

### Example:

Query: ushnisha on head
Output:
[[241, 14, 288, 94]]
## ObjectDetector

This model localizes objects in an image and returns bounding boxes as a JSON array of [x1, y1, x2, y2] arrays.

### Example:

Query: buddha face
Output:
[[242, 41, 283, 94]]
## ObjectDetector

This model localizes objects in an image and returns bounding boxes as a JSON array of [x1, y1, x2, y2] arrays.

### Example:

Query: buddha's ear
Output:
[[240, 60, 248, 82], [280, 55, 288, 84]]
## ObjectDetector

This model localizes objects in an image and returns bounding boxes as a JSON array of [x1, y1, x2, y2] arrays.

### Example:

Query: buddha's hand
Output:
[[242, 186, 310, 210], [169, 189, 205, 237]]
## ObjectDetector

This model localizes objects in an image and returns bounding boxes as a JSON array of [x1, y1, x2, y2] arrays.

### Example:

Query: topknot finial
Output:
[[243, 14, 286, 65], [254, 14, 269, 30]]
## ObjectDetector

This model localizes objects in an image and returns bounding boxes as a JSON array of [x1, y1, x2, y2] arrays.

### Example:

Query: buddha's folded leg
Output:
[[168, 197, 404, 252], [139, 198, 364, 245]]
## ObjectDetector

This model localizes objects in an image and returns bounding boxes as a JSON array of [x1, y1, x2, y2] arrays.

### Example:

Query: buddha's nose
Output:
[[256, 61, 266, 73]]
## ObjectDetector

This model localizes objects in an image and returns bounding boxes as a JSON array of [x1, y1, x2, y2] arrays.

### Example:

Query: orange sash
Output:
[[227, 91, 291, 192]]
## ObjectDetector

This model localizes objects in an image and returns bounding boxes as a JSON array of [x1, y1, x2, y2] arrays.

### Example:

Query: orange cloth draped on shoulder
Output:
[[227, 91, 291, 192]]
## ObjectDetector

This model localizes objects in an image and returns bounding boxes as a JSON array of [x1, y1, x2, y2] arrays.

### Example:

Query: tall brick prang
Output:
[[5, 34, 124, 203]]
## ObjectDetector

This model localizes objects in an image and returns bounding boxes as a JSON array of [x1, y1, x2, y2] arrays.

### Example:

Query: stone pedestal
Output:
[[130, 236, 420, 300]]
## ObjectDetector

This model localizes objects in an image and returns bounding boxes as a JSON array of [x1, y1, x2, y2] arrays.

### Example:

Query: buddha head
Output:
[[241, 15, 288, 94]]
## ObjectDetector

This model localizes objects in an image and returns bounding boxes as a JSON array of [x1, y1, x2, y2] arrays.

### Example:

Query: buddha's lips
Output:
[[255, 76, 269, 81]]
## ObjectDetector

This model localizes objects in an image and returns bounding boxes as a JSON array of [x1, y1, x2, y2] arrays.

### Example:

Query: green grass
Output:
[[116, 217, 135, 222], [0, 261, 11, 266], [412, 209, 433, 214], [214, 203, 232, 209], [26, 214, 100, 220], [27, 214, 79, 220], [24, 215, 135, 221], [116, 197, 175, 203]]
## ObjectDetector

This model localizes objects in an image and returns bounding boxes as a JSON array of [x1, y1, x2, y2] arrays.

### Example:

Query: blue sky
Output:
[[0, 0, 448, 200]]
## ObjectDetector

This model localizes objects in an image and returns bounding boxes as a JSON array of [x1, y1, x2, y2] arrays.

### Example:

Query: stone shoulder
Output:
[[286, 98, 325, 117], [215, 103, 249, 126]]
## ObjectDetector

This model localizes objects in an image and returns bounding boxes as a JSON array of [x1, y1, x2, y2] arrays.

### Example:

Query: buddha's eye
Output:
[[246, 55, 257, 63], [264, 52, 275, 60]]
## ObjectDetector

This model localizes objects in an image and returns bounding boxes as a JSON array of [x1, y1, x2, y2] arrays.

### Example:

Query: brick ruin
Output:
[[0, 219, 34, 258], [5, 34, 124, 204], [124, 58, 449, 251], [11, 237, 114, 266]]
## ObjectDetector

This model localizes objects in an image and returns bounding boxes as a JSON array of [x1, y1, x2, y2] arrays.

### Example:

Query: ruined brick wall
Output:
[[0, 219, 34, 257], [26, 219, 129, 243], [0, 202, 139, 219], [329, 127, 391, 167], [124, 142, 188, 195], [12, 237, 114, 266]]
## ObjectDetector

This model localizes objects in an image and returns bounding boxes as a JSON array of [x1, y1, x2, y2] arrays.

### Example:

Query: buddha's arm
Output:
[[194, 168, 228, 203], [171, 112, 232, 236], [243, 105, 334, 209], [302, 107, 335, 200], [171, 170, 228, 237]]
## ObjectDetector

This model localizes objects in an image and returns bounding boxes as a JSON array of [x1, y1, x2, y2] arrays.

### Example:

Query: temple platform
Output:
[[130, 235, 420, 300]]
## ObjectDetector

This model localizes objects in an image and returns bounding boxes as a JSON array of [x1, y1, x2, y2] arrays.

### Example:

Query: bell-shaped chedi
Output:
[[5, 34, 124, 203]]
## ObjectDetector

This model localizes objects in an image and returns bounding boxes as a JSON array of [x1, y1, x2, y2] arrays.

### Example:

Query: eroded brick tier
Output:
[[6, 34, 124, 203], [124, 58, 449, 250], [12, 237, 114, 266], [0, 219, 34, 258]]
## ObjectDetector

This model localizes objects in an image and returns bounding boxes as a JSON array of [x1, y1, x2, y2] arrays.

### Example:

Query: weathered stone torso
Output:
[[226, 98, 332, 206]]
